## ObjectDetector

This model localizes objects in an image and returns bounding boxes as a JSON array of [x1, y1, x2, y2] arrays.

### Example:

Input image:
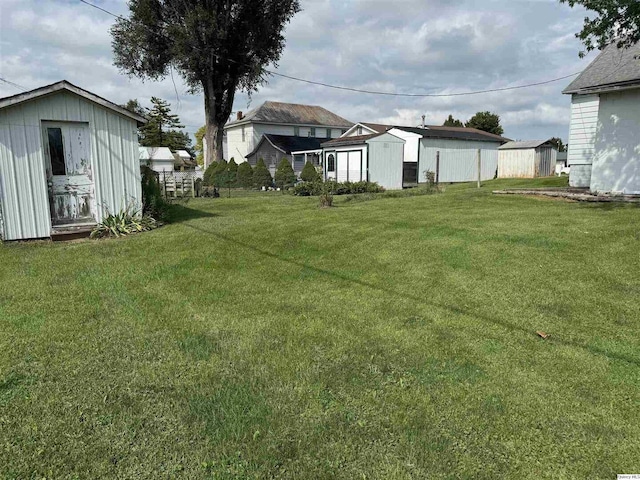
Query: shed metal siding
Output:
[[567, 94, 599, 166], [498, 149, 536, 177], [367, 133, 405, 189], [0, 90, 141, 240], [419, 139, 500, 183]]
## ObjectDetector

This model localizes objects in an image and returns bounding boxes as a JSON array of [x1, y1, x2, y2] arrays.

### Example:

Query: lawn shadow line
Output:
[[185, 223, 640, 367]]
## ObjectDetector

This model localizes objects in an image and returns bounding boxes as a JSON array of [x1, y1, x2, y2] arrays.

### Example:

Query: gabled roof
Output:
[[139, 146, 175, 161], [321, 133, 383, 147], [0, 80, 147, 125], [563, 41, 640, 94], [175, 150, 192, 159], [226, 101, 352, 128], [498, 140, 555, 150], [392, 126, 511, 143], [245, 134, 324, 158], [361, 122, 391, 133]]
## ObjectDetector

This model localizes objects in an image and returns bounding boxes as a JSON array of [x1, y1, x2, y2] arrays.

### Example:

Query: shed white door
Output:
[[336, 151, 363, 182], [42, 122, 96, 227]]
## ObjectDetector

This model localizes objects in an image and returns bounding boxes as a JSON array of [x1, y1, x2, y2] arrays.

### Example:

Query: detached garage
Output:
[[321, 133, 405, 189], [498, 140, 557, 178], [0, 80, 146, 241]]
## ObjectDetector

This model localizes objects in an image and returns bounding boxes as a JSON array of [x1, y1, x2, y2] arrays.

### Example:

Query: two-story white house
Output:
[[223, 101, 352, 163]]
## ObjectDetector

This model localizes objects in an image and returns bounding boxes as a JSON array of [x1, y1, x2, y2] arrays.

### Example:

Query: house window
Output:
[[241, 127, 245, 142], [309, 127, 316, 137], [47, 127, 66, 175], [327, 154, 335, 172], [294, 127, 300, 136]]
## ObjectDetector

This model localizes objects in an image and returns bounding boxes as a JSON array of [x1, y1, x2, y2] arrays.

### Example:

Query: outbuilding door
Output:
[[42, 122, 96, 227], [336, 151, 363, 182]]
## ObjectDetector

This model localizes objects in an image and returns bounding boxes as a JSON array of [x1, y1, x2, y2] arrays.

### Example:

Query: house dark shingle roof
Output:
[[393, 126, 510, 143], [226, 101, 352, 128], [246, 134, 324, 158], [321, 133, 383, 147], [563, 42, 640, 94]]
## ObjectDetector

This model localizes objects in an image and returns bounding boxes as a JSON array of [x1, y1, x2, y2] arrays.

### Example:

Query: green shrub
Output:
[[253, 158, 273, 189], [212, 159, 228, 187], [275, 158, 297, 189], [236, 162, 254, 188], [292, 180, 384, 197], [91, 204, 158, 238], [292, 181, 322, 196], [203, 161, 219, 186], [141, 166, 171, 220], [300, 161, 320, 182]]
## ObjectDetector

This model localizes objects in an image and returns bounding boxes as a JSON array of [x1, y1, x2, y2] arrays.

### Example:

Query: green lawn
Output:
[[1, 178, 639, 479]]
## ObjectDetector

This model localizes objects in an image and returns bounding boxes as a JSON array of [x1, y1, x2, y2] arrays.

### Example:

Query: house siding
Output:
[[569, 164, 592, 187], [567, 94, 600, 166], [498, 147, 556, 178], [246, 141, 287, 178], [419, 139, 500, 183], [0, 90, 141, 240], [590, 89, 640, 194]]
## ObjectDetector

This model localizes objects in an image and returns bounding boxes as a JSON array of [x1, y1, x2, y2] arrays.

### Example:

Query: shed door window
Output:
[[47, 128, 66, 175], [327, 154, 335, 172]]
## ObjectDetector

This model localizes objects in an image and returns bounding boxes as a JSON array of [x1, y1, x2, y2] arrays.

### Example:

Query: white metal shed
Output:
[[0, 81, 146, 241], [498, 140, 557, 178]]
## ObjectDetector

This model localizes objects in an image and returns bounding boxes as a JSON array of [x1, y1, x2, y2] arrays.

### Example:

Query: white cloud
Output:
[[0, 0, 599, 144]]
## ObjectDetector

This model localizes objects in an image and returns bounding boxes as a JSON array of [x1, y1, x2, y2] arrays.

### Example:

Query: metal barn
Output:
[[0, 81, 146, 241], [498, 140, 558, 178]]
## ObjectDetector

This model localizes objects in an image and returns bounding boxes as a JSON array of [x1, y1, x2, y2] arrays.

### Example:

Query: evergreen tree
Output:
[[140, 97, 190, 150], [549, 137, 566, 152], [121, 99, 146, 117], [300, 160, 320, 182], [443, 114, 464, 127], [236, 162, 254, 188], [275, 158, 296, 188], [212, 159, 228, 188], [253, 158, 273, 189], [203, 161, 219, 186]]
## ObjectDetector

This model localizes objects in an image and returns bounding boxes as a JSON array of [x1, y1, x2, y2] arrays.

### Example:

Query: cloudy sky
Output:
[[0, 0, 598, 143]]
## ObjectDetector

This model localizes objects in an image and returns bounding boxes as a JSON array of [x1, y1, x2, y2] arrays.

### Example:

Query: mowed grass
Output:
[[1, 177, 640, 479]]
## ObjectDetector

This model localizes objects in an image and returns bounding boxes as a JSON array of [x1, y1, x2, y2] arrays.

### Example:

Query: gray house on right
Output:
[[563, 42, 640, 194]]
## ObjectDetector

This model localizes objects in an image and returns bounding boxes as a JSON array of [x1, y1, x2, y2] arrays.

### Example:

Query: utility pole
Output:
[[477, 149, 481, 188], [436, 151, 440, 185]]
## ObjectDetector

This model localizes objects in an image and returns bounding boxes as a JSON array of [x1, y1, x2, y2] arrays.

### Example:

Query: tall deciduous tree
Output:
[[443, 114, 464, 127], [466, 112, 504, 136], [111, 0, 301, 166], [194, 125, 206, 167], [559, 0, 640, 54]]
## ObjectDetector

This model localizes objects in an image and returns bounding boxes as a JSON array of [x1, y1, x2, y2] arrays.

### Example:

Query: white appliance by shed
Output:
[[0, 80, 146, 241]]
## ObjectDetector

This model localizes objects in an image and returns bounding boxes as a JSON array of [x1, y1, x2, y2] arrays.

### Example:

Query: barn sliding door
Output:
[[42, 122, 96, 227]]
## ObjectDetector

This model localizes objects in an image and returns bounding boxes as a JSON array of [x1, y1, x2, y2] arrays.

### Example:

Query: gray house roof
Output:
[[563, 41, 640, 94], [499, 140, 554, 150], [394, 126, 511, 143], [0, 80, 147, 125], [321, 133, 383, 147], [246, 134, 324, 158], [225, 101, 352, 128]]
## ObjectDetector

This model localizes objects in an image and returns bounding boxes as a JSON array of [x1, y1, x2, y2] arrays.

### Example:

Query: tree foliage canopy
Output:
[[236, 161, 254, 188], [111, 0, 300, 164], [465, 111, 504, 136], [275, 158, 297, 188], [443, 114, 464, 127], [559, 0, 640, 54], [549, 137, 566, 152], [300, 160, 320, 182]]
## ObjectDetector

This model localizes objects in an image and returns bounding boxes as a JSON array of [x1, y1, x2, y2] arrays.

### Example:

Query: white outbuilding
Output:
[[0, 81, 146, 241], [498, 140, 557, 178], [139, 146, 176, 173]]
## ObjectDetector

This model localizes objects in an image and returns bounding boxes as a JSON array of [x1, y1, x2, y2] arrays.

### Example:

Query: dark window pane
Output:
[[327, 154, 335, 172], [48, 128, 66, 175]]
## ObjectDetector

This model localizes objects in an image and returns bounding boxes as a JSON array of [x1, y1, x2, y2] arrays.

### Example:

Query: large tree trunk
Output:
[[202, 76, 235, 168]]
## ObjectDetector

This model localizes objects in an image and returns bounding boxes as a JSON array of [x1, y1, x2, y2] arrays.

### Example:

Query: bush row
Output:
[[293, 180, 384, 196]]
